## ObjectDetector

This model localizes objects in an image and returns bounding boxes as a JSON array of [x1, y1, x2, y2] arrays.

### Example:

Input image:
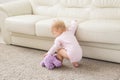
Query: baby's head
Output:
[[51, 20, 66, 37]]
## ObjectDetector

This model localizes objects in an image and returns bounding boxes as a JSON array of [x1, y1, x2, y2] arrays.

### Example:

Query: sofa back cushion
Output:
[[30, 0, 91, 20], [90, 8, 120, 19], [90, 0, 120, 19], [30, 0, 59, 17], [30, 0, 58, 6], [92, 0, 120, 8], [57, 0, 91, 20], [30, 0, 120, 20], [60, 0, 91, 8]]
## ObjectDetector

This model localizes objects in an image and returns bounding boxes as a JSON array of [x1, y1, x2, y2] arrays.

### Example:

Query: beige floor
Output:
[[0, 43, 120, 80]]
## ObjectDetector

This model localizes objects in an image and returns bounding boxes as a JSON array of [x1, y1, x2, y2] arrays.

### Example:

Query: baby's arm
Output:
[[68, 20, 78, 34], [47, 38, 61, 55]]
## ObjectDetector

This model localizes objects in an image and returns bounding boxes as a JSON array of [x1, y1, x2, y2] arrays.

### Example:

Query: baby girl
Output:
[[45, 19, 82, 67]]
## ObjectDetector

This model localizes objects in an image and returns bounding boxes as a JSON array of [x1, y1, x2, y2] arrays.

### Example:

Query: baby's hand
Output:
[[71, 20, 78, 25], [43, 53, 48, 57]]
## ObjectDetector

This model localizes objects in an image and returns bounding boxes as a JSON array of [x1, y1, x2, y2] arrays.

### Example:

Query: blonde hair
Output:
[[51, 20, 66, 33]]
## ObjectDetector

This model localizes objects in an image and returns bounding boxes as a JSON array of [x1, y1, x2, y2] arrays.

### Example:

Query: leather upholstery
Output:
[[0, 0, 120, 63]]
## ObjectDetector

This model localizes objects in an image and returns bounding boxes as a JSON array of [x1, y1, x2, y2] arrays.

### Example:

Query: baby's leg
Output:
[[57, 49, 79, 68], [56, 49, 69, 62]]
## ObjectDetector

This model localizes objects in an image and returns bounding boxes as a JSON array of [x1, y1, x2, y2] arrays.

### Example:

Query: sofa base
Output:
[[6, 33, 120, 63], [11, 33, 54, 50], [82, 46, 120, 63]]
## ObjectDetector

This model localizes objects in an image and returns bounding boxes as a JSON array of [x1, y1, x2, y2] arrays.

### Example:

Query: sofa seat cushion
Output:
[[76, 20, 120, 44], [36, 19, 54, 38], [35, 18, 85, 38], [5, 15, 51, 35]]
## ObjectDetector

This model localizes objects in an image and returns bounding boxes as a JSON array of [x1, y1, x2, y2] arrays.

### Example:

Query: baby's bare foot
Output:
[[72, 62, 79, 68]]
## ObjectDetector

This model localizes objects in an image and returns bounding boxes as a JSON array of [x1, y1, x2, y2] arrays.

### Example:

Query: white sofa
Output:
[[0, 0, 120, 63]]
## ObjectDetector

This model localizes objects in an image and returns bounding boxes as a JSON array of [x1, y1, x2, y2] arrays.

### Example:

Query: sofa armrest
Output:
[[0, 0, 33, 16], [0, 0, 33, 43]]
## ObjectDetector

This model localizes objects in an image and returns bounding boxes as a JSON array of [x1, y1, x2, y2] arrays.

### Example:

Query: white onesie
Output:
[[47, 20, 82, 63]]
